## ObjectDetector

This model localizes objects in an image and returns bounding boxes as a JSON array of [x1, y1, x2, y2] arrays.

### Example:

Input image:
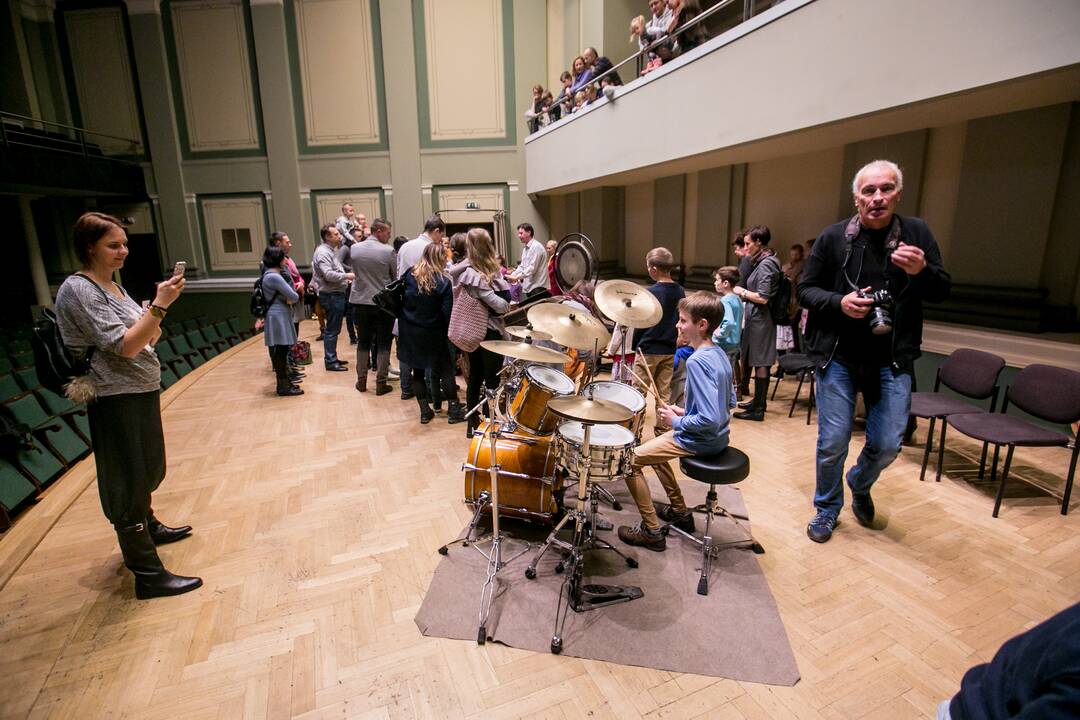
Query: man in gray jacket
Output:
[[349, 219, 397, 395], [312, 224, 354, 371]]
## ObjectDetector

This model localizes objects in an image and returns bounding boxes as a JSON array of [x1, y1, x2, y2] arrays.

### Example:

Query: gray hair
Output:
[[852, 160, 903, 195]]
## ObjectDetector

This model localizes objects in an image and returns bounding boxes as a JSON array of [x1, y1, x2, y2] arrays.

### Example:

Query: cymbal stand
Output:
[[441, 381, 531, 645], [524, 420, 643, 654]]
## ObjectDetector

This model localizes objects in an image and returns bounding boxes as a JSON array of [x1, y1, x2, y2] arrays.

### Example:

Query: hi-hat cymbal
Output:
[[594, 280, 662, 329], [505, 325, 553, 342], [547, 395, 634, 423], [527, 303, 612, 350], [479, 340, 568, 364]]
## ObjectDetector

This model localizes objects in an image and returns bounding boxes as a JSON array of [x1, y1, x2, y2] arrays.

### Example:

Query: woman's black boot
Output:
[[734, 377, 768, 421], [415, 386, 435, 424], [147, 508, 192, 545], [115, 522, 202, 599], [446, 400, 466, 424]]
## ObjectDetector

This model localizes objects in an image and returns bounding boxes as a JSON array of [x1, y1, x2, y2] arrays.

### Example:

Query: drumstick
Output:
[[639, 357, 666, 407], [627, 367, 667, 408]]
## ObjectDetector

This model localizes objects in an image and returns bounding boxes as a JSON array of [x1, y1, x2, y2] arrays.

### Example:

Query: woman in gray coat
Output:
[[261, 246, 302, 396]]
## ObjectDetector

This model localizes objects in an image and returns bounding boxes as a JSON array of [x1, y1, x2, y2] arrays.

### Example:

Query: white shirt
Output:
[[514, 238, 548, 294], [397, 233, 433, 277]]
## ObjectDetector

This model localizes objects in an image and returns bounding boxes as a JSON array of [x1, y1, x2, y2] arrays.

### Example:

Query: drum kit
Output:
[[439, 278, 668, 654]]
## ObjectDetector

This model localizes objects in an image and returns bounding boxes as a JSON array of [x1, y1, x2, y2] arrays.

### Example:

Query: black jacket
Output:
[[796, 214, 950, 372]]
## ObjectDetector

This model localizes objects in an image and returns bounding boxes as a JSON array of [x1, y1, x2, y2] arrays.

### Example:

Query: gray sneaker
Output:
[[618, 522, 666, 552], [807, 511, 839, 543]]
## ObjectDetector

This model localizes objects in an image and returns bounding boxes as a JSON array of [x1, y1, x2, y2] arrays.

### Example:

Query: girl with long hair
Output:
[[448, 228, 511, 437], [397, 241, 461, 424]]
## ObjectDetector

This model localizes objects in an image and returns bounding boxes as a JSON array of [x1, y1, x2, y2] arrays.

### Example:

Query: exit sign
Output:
[[465, 201, 480, 210]]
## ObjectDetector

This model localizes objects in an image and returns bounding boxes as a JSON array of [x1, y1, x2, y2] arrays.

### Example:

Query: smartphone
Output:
[[172, 261, 186, 279]]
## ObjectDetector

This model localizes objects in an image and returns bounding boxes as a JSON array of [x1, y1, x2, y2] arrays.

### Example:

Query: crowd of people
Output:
[[526, 0, 709, 133], [280, 209, 564, 433]]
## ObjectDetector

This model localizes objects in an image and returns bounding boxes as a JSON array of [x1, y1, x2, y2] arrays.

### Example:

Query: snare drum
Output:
[[463, 420, 563, 524], [509, 365, 577, 435], [582, 381, 647, 440], [556, 422, 637, 483]]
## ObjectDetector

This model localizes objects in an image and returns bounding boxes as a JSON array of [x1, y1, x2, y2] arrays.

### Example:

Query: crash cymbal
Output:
[[547, 395, 634, 423], [594, 279, 662, 329], [527, 303, 612, 350], [505, 325, 553, 342], [479, 340, 569, 364]]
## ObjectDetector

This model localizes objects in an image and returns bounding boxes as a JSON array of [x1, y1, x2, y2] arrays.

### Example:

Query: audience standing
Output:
[[449, 228, 511, 438], [397, 242, 460, 425], [632, 247, 685, 437], [312, 224, 354, 372], [732, 225, 781, 421], [261, 246, 302, 397], [396, 216, 446, 399], [507, 222, 549, 300], [349, 218, 397, 396]]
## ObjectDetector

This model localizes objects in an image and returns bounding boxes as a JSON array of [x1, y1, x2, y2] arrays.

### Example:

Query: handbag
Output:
[[289, 340, 312, 365], [448, 284, 490, 353], [373, 276, 405, 318]]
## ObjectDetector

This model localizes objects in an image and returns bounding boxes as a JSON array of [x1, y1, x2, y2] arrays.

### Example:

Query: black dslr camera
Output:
[[858, 289, 894, 335]]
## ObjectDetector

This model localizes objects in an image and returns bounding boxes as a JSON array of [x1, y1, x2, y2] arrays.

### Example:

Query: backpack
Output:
[[250, 274, 276, 318], [766, 257, 792, 325], [31, 275, 101, 396]]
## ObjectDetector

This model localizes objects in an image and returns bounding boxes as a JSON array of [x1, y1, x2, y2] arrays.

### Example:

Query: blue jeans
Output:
[[813, 358, 911, 517], [319, 291, 347, 365]]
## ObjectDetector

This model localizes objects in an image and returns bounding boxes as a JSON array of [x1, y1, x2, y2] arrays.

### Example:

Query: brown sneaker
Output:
[[617, 522, 666, 552]]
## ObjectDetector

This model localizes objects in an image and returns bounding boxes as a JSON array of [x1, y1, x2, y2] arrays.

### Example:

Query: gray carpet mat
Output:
[[416, 480, 800, 686]]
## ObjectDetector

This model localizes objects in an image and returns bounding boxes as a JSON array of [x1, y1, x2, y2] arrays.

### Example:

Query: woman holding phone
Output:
[[54, 212, 202, 600]]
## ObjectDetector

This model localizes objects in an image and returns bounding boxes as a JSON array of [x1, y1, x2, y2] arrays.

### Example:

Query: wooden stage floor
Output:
[[1, 322, 1076, 719]]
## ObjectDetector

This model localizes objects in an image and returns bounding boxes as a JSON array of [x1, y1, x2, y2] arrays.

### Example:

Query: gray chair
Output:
[[909, 349, 1005, 482], [769, 353, 816, 424], [949, 364, 1080, 517]]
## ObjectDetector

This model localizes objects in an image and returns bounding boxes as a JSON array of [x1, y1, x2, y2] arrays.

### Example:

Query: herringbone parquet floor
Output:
[[1, 322, 1076, 719]]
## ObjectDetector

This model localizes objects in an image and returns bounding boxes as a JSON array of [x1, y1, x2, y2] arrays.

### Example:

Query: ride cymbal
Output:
[[478, 340, 569, 364], [547, 395, 635, 423], [527, 303, 612, 350], [594, 280, 662, 329]]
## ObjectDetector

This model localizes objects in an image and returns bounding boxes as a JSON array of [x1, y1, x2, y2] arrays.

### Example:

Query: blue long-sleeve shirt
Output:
[[671, 344, 731, 455], [712, 293, 743, 352]]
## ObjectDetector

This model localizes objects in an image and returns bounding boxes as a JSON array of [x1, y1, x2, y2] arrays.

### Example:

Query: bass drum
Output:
[[463, 420, 564, 524]]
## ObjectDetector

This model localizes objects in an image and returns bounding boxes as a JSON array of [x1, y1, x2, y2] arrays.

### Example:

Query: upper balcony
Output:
[[525, 0, 1080, 195]]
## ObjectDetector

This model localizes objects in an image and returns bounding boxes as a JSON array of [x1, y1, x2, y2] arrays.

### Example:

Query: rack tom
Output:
[[509, 365, 577, 435]]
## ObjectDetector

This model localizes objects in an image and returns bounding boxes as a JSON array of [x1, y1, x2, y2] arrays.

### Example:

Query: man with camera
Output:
[[797, 160, 950, 543]]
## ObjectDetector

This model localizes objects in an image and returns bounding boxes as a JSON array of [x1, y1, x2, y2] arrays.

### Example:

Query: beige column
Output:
[[20, 196, 52, 307]]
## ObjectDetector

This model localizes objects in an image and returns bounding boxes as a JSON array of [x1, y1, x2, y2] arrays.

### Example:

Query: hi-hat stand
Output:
[[524, 419, 642, 654], [437, 382, 530, 645]]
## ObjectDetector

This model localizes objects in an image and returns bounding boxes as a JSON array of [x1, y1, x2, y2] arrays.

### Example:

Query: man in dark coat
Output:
[[797, 160, 950, 543]]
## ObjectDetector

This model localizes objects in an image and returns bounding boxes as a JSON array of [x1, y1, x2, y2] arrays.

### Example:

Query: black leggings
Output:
[[411, 357, 456, 402], [466, 329, 503, 420]]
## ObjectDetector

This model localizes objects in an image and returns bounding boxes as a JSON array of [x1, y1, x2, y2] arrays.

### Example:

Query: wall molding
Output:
[[922, 321, 1080, 369], [126, 0, 161, 15]]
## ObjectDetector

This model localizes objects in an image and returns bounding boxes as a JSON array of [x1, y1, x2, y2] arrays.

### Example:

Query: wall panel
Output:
[[169, 0, 261, 153], [198, 195, 268, 272], [311, 189, 382, 235], [415, 0, 513, 146], [292, 0, 382, 149], [61, 8, 144, 154], [744, 147, 845, 252]]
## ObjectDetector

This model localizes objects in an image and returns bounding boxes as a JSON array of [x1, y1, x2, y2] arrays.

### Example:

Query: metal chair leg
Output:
[[978, 442, 989, 479], [936, 419, 948, 482], [788, 373, 805, 418], [919, 416, 936, 482], [992, 445, 1015, 517], [806, 374, 816, 425], [1061, 443, 1078, 516]]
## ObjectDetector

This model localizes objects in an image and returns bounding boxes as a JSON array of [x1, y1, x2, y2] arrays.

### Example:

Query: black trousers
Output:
[[87, 391, 166, 526], [466, 328, 503, 420]]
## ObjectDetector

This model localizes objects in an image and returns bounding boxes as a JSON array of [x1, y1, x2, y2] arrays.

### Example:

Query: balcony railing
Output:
[[0, 112, 140, 162]]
